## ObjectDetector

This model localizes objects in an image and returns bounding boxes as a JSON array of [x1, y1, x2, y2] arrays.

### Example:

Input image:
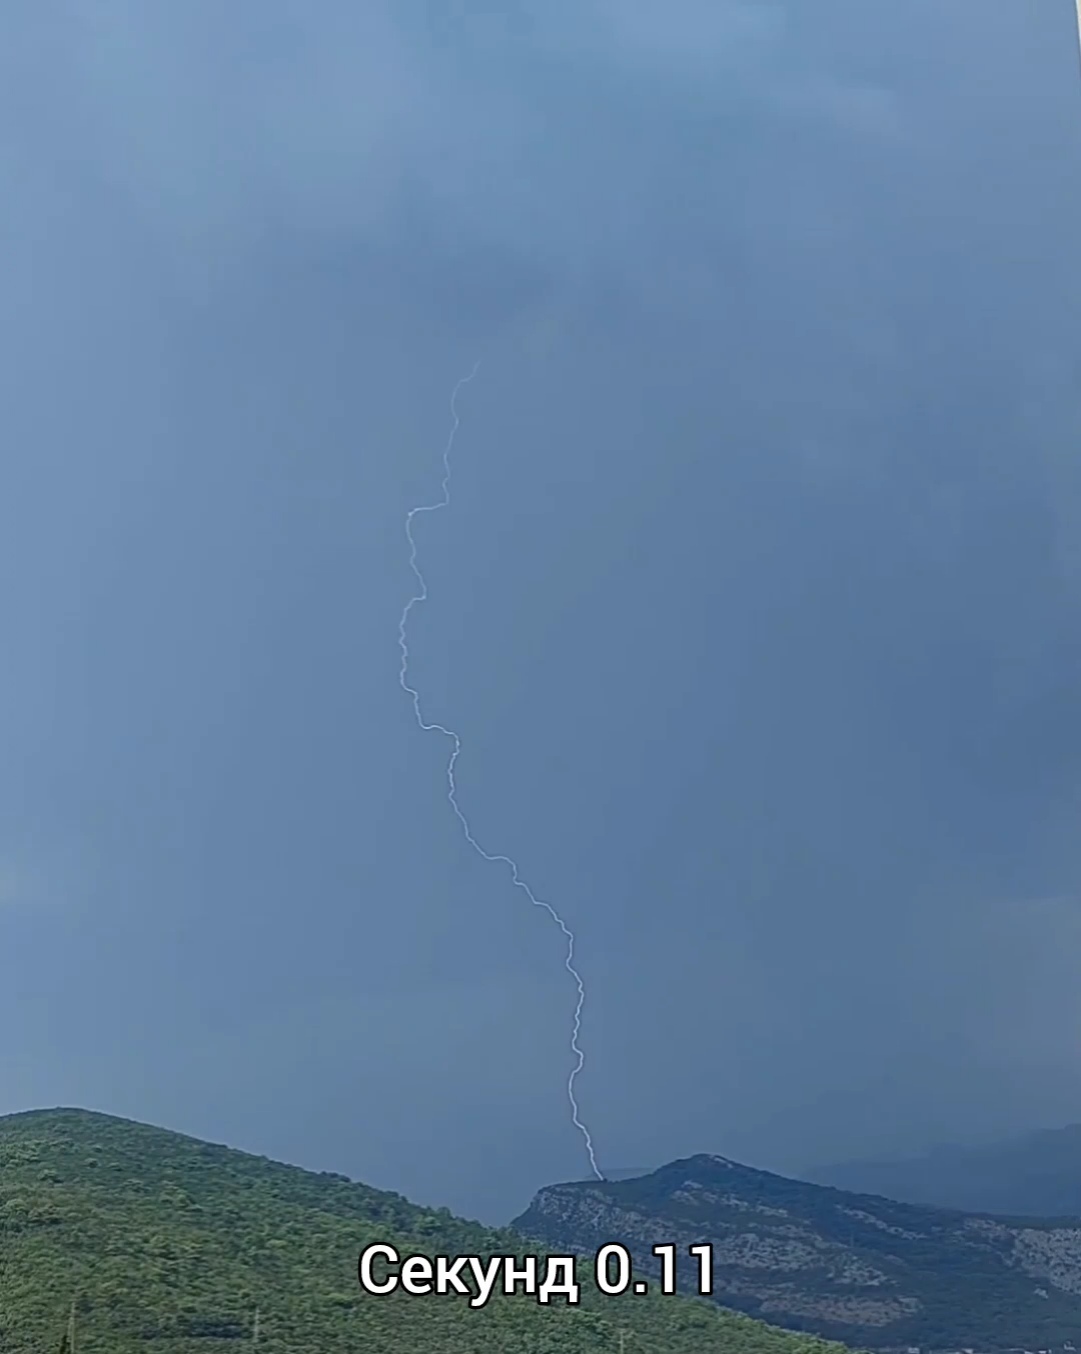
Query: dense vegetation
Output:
[[514, 1152, 1081, 1351], [0, 1109, 851, 1354]]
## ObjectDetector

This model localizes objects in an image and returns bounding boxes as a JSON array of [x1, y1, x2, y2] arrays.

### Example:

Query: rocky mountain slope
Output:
[[513, 1152, 1081, 1351], [810, 1124, 1081, 1218], [0, 1109, 848, 1354]]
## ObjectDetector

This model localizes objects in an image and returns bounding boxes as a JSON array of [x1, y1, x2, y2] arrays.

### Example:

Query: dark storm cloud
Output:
[[4, 1, 909, 290], [2, 0, 1081, 1222]]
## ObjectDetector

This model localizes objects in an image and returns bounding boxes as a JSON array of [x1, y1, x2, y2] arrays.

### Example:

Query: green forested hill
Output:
[[0, 1109, 849, 1354]]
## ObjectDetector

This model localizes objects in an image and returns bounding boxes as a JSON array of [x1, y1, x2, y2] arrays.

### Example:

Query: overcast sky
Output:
[[3, 0, 1081, 1225]]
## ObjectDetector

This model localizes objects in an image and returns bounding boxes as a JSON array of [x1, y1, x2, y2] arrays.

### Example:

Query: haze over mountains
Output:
[[810, 1123, 1081, 1218], [605, 1116, 1081, 1220]]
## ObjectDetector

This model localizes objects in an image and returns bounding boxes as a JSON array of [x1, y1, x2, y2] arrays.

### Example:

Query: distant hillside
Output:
[[512, 1151, 1081, 1352], [0, 1108, 848, 1354], [809, 1124, 1081, 1218]]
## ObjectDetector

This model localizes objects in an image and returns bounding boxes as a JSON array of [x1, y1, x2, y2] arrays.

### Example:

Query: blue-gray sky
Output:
[[3, 0, 1081, 1224]]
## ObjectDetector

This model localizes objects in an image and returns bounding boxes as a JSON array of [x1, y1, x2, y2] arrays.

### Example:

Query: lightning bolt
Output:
[[397, 362, 604, 1182]]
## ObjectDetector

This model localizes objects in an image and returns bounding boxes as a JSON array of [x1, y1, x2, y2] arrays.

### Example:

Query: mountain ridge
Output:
[[512, 1150, 1081, 1351]]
